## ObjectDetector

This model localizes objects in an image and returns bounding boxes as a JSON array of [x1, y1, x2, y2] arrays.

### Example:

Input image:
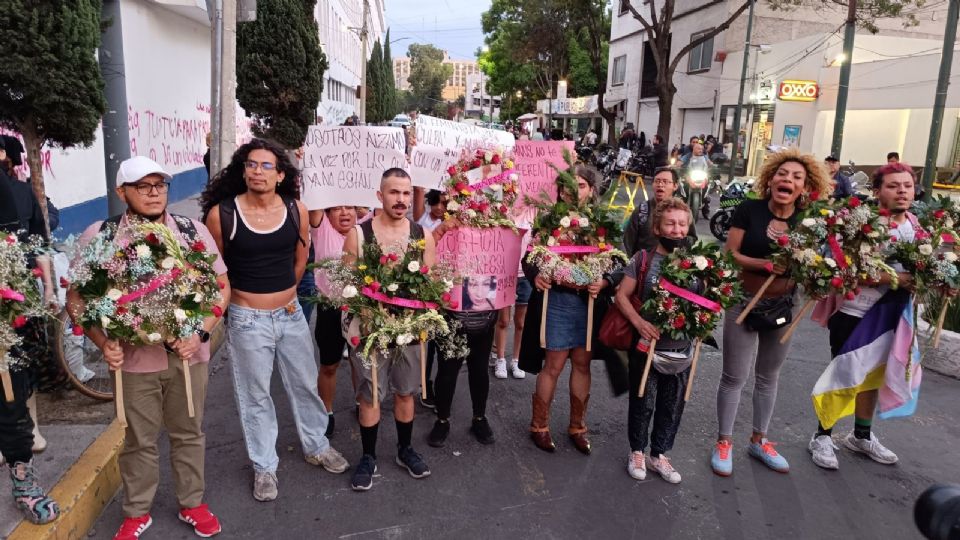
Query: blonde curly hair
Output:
[[754, 148, 831, 203]]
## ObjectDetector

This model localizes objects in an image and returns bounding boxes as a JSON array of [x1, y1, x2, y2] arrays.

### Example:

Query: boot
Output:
[[529, 394, 556, 452], [27, 394, 47, 453], [568, 394, 592, 455], [10, 460, 60, 524]]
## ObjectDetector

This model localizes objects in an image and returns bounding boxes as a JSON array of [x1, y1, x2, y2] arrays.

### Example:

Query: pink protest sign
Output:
[[513, 141, 576, 211], [436, 226, 525, 312]]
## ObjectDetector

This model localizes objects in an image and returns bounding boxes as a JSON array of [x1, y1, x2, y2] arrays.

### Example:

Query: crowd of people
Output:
[[0, 134, 938, 539]]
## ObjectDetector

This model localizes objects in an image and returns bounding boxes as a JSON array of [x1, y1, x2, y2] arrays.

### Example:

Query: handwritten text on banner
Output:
[[436, 227, 525, 312]]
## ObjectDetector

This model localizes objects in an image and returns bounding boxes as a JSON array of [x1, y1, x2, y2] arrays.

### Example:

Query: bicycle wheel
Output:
[[55, 311, 114, 401]]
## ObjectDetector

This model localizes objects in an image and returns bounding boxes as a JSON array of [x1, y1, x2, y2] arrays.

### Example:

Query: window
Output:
[[612, 55, 627, 86], [640, 41, 659, 99], [688, 30, 714, 73], [619, 0, 630, 15]]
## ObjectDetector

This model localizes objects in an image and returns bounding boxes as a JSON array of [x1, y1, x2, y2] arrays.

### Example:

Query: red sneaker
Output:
[[178, 504, 222, 537], [113, 515, 152, 540]]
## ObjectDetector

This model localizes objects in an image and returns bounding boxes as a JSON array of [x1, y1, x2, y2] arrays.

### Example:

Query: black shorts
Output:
[[314, 307, 347, 366], [827, 311, 861, 358]]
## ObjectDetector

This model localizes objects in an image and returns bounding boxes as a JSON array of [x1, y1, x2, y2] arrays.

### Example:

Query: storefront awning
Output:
[[535, 96, 624, 118]]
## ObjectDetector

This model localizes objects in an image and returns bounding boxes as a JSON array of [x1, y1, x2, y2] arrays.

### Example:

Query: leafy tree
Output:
[[407, 43, 453, 115], [0, 0, 106, 227], [237, 0, 327, 147], [381, 29, 397, 118], [365, 40, 384, 123]]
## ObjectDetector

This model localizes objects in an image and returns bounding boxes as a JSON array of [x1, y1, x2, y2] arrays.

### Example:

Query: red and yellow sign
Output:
[[778, 80, 819, 102]]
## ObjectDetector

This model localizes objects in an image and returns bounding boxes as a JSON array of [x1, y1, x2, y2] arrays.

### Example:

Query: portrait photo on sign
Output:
[[461, 275, 499, 311]]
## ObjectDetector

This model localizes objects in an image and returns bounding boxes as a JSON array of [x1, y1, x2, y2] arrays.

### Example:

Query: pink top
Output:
[[77, 213, 228, 373], [312, 215, 347, 297]]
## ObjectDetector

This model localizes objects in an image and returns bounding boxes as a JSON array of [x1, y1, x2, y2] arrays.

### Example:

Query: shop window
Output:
[[619, 0, 630, 15], [688, 30, 714, 73], [612, 55, 627, 86]]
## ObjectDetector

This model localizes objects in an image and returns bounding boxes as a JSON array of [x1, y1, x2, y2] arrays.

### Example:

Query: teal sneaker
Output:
[[711, 440, 733, 476], [748, 438, 790, 473]]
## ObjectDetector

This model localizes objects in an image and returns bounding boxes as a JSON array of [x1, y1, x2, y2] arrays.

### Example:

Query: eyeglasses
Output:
[[244, 160, 277, 172], [127, 182, 169, 195], [652, 178, 674, 186]]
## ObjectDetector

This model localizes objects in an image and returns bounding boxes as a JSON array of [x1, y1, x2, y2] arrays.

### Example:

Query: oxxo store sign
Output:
[[778, 80, 819, 102]]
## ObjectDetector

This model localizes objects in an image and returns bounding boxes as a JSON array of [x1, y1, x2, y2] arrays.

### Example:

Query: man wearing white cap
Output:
[[67, 156, 230, 539]]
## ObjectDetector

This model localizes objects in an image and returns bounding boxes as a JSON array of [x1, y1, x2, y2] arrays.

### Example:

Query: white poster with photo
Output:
[[300, 125, 407, 209], [409, 114, 516, 190]]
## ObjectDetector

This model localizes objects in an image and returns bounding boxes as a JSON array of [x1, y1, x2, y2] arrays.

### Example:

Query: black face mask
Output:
[[658, 236, 688, 252]]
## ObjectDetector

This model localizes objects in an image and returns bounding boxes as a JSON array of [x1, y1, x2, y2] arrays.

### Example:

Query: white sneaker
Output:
[[649, 454, 681, 484], [509, 359, 525, 379], [842, 432, 898, 464], [627, 451, 646, 480], [494, 358, 508, 379], [808, 434, 839, 470]]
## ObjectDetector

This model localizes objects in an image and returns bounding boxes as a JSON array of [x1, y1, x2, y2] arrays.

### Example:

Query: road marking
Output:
[[339, 523, 414, 539]]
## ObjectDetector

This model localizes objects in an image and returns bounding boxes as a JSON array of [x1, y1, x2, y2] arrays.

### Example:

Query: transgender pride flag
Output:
[[812, 289, 922, 430]]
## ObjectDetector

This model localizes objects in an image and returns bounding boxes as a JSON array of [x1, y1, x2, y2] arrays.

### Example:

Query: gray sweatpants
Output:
[[716, 300, 795, 437]]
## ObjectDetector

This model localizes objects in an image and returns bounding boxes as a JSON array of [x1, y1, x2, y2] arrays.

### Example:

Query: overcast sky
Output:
[[385, 0, 491, 60]]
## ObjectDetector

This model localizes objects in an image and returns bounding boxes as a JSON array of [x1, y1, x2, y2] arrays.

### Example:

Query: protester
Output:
[[492, 225, 532, 380], [67, 156, 229, 538], [616, 198, 697, 484], [711, 148, 830, 476], [623, 167, 697, 257], [808, 162, 920, 470], [342, 168, 433, 491], [583, 129, 598, 147], [651, 134, 669, 169], [201, 139, 347, 503], [411, 189, 447, 407], [886, 152, 900, 164], [309, 205, 359, 439], [619, 123, 638, 150], [825, 155, 853, 199]]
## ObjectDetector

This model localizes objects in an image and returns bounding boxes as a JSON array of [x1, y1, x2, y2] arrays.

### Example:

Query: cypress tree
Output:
[[0, 0, 106, 226], [381, 29, 397, 118], [237, 0, 327, 147], [365, 40, 384, 123]]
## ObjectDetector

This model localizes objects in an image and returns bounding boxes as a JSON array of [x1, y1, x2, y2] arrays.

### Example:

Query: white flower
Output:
[[946, 217, 955, 229], [446, 200, 461, 211], [147, 332, 163, 343], [396, 333, 415, 346], [579, 217, 589, 227], [106, 288, 123, 301], [489, 183, 503, 192], [387, 283, 399, 292], [100, 316, 112, 328], [466, 209, 478, 218], [484, 151, 493, 162], [722, 269, 732, 278], [859, 244, 873, 254], [693, 256, 708, 271], [174, 309, 188, 322], [407, 260, 421, 273], [547, 237, 557, 246], [508, 173, 518, 182], [161, 257, 176, 270], [802, 248, 817, 263], [559, 217, 571, 228], [835, 218, 844, 226], [824, 257, 837, 268], [801, 218, 817, 228], [919, 244, 934, 256], [342, 285, 358, 298], [945, 252, 958, 262], [135, 245, 151, 259], [867, 231, 879, 238], [194, 293, 203, 302]]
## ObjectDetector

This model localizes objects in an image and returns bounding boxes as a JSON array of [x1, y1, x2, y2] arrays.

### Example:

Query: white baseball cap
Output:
[[117, 156, 171, 186]]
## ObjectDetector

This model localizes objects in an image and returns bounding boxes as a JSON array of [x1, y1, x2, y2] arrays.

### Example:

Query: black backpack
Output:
[[217, 195, 304, 257]]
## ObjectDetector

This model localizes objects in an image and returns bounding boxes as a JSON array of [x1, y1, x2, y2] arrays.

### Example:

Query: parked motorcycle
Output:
[[709, 177, 756, 241]]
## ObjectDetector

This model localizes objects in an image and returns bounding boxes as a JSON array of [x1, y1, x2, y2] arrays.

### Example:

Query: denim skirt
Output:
[[544, 289, 588, 351]]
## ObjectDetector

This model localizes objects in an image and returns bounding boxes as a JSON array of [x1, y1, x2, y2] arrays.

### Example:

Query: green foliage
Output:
[[381, 29, 398, 118], [767, 0, 925, 32], [408, 43, 453, 115], [366, 40, 384, 123], [0, 0, 106, 148], [237, 0, 327, 148]]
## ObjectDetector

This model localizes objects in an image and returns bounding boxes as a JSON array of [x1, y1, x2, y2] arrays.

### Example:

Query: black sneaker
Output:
[[350, 454, 377, 491], [427, 420, 450, 448], [470, 417, 496, 445], [420, 384, 436, 409], [325, 414, 335, 439], [396, 446, 431, 479]]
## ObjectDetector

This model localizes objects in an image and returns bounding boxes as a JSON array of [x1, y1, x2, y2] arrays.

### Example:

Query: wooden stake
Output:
[[684, 339, 703, 402], [371, 356, 379, 410], [933, 299, 950, 348], [539, 289, 549, 348], [779, 298, 815, 344], [1, 346, 12, 403], [420, 339, 427, 400], [183, 359, 195, 418], [638, 339, 656, 397], [736, 274, 777, 325], [114, 369, 127, 428], [585, 296, 594, 352]]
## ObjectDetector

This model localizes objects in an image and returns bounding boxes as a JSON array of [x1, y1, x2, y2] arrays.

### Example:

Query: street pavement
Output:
[[84, 196, 960, 539]]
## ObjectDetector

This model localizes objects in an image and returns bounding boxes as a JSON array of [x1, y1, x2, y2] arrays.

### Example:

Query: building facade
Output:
[[393, 52, 481, 101]]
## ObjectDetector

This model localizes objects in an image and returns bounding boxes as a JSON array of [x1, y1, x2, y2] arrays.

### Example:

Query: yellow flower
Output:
[[820, 209, 829, 216], [814, 255, 823, 263], [364, 275, 374, 284], [460, 189, 471, 196], [845, 255, 852, 265], [419, 330, 428, 341], [598, 242, 607, 250], [444, 212, 451, 220], [505, 160, 514, 169], [416, 239, 426, 249], [358, 264, 367, 271]]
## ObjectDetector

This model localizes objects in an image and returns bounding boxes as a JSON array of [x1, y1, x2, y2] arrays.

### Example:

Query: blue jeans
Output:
[[297, 270, 316, 322], [226, 302, 330, 473]]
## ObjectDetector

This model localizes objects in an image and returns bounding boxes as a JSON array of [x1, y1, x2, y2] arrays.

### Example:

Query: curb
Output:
[[8, 324, 228, 539]]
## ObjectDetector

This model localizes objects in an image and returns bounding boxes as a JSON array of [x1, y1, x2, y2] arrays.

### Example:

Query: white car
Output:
[[387, 114, 411, 128]]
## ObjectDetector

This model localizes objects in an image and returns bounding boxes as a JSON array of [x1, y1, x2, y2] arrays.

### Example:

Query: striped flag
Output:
[[812, 289, 922, 430]]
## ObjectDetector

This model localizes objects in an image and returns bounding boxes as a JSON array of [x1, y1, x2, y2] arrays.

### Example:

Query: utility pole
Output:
[[206, 0, 239, 176], [359, 0, 370, 124], [728, 0, 755, 181], [921, 0, 960, 199], [830, 0, 857, 159]]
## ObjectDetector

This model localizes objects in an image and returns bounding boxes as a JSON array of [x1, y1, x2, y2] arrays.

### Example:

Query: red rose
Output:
[[826, 217, 837, 226], [212, 305, 224, 318], [596, 227, 607, 237], [350, 336, 361, 347], [672, 315, 686, 329], [848, 197, 861, 208], [721, 285, 732, 296], [59, 276, 70, 288], [680, 260, 692, 269], [878, 208, 891, 217], [663, 298, 674, 310], [845, 291, 856, 300], [499, 205, 508, 214], [706, 259, 714, 268], [191, 240, 206, 252], [889, 235, 898, 242], [890, 221, 899, 229], [478, 202, 490, 213], [441, 292, 452, 302], [934, 209, 946, 219], [388, 253, 399, 262], [552, 229, 562, 238], [491, 154, 501, 164], [862, 224, 873, 234], [146, 233, 159, 245], [455, 182, 468, 192], [777, 235, 789, 247], [472, 159, 482, 168], [379, 255, 388, 265], [116, 306, 127, 316], [809, 191, 820, 201], [420, 266, 430, 274], [447, 166, 458, 176], [831, 277, 844, 288], [340, 304, 350, 312], [370, 281, 381, 293], [31, 267, 43, 277], [571, 219, 580, 227], [449, 301, 459, 309], [916, 261, 926, 271], [12, 315, 27, 329], [72, 325, 85, 336]]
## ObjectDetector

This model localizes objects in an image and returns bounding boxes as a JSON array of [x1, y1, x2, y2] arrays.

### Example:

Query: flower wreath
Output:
[[642, 241, 744, 340], [0, 234, 49, 376], [444, 147, 518, 229]]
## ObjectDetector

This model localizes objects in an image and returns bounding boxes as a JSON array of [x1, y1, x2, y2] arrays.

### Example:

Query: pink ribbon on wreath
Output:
[[116, 268, 183, 306], [468, 168, 515, 191], [827, 236, 848, 269], [659, 278, 722, 312], [527, 245, 602, 254], [362, 287, 438, 310]]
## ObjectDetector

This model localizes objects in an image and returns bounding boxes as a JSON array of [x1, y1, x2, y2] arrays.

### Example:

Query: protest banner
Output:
[[410, 115, 516, 190], [300, 125, 407, 209], [513, 140, 575, 213], [436, 227, 525, 312]]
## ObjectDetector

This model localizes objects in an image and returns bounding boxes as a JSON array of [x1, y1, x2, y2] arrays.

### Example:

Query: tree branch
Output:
[[668, 0, 752, 73], [627, 2, 656, 36]]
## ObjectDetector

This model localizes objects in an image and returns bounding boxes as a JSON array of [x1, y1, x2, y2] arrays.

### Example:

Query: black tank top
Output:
[[359, 218, 424, 256], [224, 197, 300, 293]]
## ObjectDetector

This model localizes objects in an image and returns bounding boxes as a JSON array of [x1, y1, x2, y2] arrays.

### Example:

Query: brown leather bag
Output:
[[599, 250, 650, 350]]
